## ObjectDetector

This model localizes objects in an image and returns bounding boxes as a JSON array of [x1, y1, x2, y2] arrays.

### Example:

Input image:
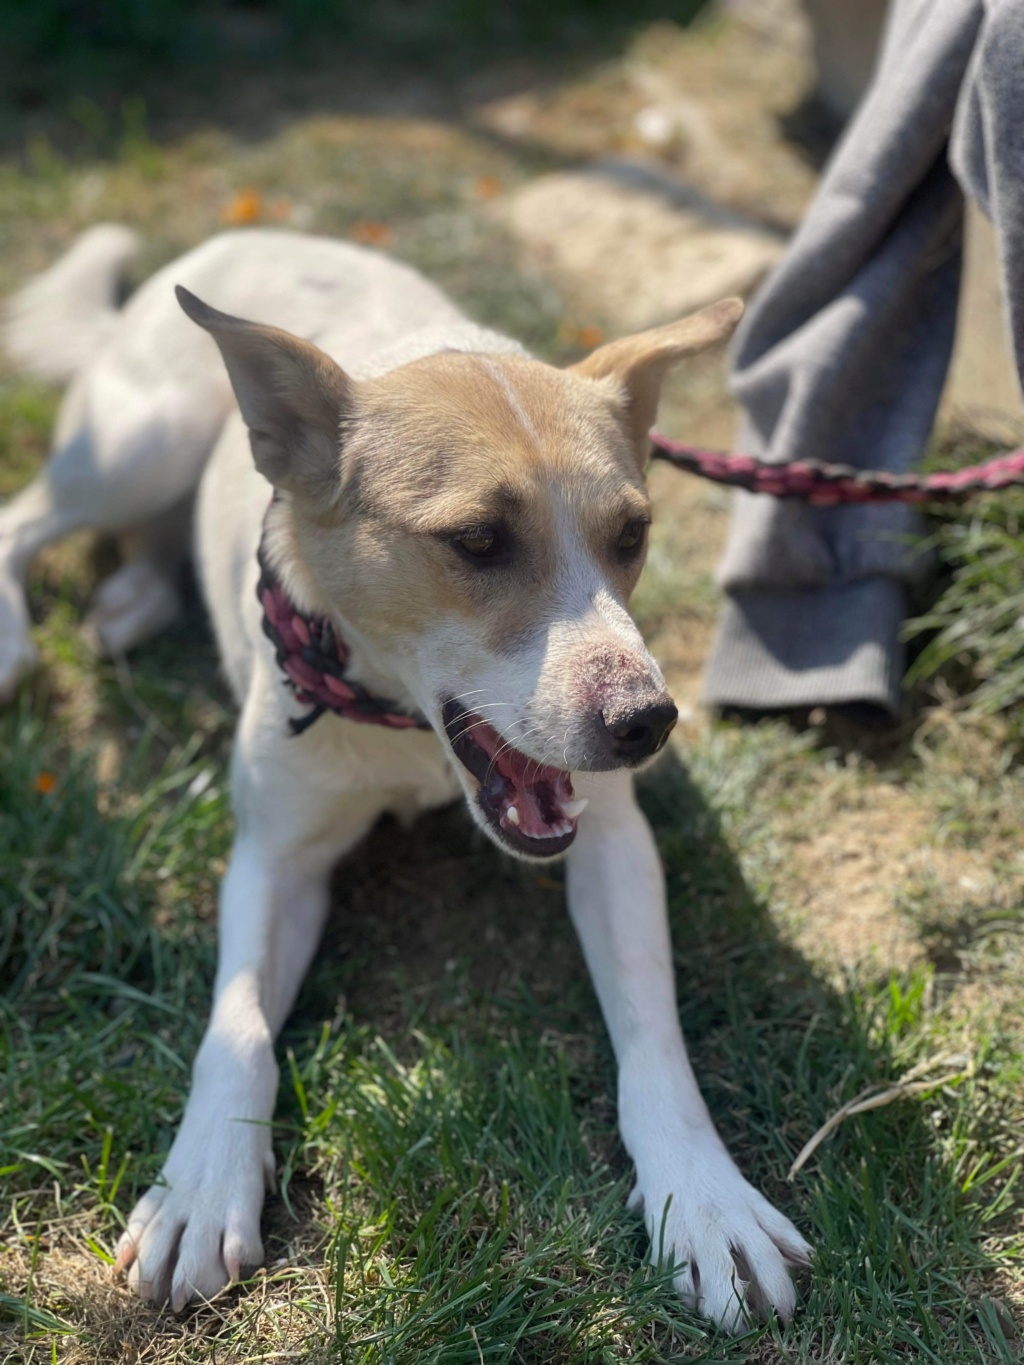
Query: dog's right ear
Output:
[[176, 285, 352, 500]]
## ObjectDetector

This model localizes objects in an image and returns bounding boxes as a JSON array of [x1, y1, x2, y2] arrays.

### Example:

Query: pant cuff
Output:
[[702, 577, 906, 717]]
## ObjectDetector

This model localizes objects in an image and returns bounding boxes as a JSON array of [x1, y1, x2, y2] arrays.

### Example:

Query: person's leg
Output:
[[950, 0, 1024, 389], [704, 0, 985, 718]]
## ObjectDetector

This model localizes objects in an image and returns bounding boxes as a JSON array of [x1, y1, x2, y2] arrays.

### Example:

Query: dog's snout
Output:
[[601, 698, 678, 761]]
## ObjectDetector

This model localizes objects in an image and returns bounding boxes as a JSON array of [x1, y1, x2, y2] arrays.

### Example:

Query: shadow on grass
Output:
[[1, 616, 1020, 1360], [256, 745, 1020, 1361], [0, 0, 710, 161]]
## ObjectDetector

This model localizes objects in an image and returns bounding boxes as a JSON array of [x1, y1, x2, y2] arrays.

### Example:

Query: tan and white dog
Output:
[[1, 226, 810, 1330]]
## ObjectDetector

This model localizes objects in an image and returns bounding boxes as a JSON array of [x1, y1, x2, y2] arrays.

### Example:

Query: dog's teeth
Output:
[[518, 818, 574, 840], [561, 798, 589, 820], [506, 805, 520, 826], [547, 820, 572, 837]]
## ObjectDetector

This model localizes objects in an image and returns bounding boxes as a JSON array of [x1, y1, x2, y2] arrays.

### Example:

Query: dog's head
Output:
[[178, 284, 741, 860]]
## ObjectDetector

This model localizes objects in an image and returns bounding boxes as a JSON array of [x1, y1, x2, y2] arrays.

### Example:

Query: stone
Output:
[[498, 160, 784, 333]]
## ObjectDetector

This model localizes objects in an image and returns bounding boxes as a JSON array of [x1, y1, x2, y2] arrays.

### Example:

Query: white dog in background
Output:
[[1, 225, 810, 1328]]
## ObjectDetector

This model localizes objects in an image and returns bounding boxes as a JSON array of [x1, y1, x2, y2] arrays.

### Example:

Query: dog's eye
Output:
[[451, 525, 503, 561], [617, 519, 649, 556]]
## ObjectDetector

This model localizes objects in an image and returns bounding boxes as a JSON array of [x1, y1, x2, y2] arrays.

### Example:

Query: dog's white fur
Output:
[[1, 227, 810, 1329]]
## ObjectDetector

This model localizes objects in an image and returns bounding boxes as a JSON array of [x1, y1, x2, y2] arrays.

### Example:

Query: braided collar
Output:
[[256, 505, 429, 737]]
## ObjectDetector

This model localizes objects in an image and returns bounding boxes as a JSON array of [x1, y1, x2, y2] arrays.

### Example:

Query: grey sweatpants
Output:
[[704, 0, 1024, 716]]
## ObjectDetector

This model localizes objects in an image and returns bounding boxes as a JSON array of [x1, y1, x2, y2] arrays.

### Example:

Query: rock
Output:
[[498, 160, 784, 333]]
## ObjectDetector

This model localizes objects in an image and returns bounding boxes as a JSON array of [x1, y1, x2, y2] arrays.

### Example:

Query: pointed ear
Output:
[[176, 285, 352, 499], [569, 298, 744, 452]]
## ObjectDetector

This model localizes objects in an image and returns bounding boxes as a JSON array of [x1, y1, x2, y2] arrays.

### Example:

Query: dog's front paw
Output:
[[115, 1110, 275, 1311], [629, 1138, 811, 1333]]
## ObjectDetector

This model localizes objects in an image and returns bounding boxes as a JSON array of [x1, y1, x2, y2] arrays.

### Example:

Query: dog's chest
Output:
[[303, 713, 463, 818]]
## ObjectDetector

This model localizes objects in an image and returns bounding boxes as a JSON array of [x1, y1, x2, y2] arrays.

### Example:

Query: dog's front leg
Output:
[[116, 731, 373, 1311], [565, 771, 810, 1332]]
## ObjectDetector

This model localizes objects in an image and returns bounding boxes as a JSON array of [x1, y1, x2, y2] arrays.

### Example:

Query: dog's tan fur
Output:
[[190, 300, 729, 661]]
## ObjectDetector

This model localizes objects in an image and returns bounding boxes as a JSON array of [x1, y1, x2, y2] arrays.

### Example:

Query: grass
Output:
[[1, 13, 1023, 1362], [905, 445, 1024, 743], [2, 660, 1022, 1362]]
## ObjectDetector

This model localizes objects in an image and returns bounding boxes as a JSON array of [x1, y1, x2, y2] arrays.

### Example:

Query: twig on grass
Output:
[[788, 1052, 972, 1179]]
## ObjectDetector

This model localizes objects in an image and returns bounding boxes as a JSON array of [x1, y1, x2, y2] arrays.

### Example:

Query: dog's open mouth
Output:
[[441, 700, 586, 858]]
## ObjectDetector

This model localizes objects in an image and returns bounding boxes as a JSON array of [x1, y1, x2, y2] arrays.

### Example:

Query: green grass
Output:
[[2, 0, 709, 64], [904, 427, 1024, 743], [1, 627, 1021, 1361], [905, 495, 1024, 742]]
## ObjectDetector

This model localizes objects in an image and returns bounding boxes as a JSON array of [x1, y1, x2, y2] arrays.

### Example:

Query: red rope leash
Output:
[[649, 433, 1024, 505]]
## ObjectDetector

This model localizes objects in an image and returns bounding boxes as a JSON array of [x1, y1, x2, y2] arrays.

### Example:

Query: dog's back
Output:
[[0, 229, 468, 695]]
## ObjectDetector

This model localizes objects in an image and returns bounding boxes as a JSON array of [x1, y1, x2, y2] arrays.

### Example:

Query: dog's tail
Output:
[[3, 223, 141, 383]]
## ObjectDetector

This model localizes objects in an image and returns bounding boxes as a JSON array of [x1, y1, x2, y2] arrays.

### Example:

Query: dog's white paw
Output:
[[629, 1138, 811, 1333], [88, 560, 181, 656], [0, 585, 38, 702], [115, 1109, 275, 1311]]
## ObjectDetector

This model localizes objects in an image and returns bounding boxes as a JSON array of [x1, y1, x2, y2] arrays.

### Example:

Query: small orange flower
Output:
[[223, 189, 264, 225], [34, 771, 57, 795], [558, 321, 606, 349], [473, 174, 503, 200], [350, 220, 394, 247]]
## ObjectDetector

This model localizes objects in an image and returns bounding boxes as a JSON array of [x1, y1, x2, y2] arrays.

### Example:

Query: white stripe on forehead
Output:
[[479, 357, 540, 443], [548, 497, 654, 669]]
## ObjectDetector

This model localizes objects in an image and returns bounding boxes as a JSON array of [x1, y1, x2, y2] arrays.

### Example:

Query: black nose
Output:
[[602, 699, 678, 761]]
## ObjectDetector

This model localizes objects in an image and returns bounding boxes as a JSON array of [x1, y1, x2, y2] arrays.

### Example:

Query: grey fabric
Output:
[[704, 0, 1024, 716]]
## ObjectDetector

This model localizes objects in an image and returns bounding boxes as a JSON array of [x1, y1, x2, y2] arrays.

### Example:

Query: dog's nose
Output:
[[601, 699, 678, 761]]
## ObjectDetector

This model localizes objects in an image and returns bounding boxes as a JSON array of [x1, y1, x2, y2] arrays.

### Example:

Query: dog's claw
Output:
[[113, 1233, 136, 1274]]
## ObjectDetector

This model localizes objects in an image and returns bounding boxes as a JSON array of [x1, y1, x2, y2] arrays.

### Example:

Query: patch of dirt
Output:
[[778, 786, 931, 970], [470, 10, 821, 231], [0, 1211, 332, 1364], [498, 161, 783, 331], [307, 805, 586, 1037]]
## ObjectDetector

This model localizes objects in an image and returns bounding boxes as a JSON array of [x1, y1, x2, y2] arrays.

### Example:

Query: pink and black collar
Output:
[[256, 510, 428, 737]]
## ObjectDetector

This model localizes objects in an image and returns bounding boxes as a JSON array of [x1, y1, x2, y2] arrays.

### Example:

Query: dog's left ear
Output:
[[176, 285, 352, 500], [569, 298, 744, 455]]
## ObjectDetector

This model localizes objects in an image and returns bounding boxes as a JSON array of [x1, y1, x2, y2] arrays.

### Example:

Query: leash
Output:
[[648, 433, 1024, 505]]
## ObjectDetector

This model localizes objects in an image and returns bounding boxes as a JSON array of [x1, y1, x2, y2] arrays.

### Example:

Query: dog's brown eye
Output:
[[617, 520, 648, 556], [452, 525, 502, 560]]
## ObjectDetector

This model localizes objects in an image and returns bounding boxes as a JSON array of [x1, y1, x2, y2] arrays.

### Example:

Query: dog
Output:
[[1, 225, 810, 1330]]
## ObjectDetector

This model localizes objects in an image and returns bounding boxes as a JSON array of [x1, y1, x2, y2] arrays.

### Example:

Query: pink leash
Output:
[[648, 433, 1024, 505]]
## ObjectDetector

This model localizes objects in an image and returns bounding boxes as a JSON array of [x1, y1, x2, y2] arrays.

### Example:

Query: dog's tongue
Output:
[[472, 720, 576, 839]]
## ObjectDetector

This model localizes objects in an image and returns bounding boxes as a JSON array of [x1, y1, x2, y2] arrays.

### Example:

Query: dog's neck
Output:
[[257, 497, 427, 736]]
